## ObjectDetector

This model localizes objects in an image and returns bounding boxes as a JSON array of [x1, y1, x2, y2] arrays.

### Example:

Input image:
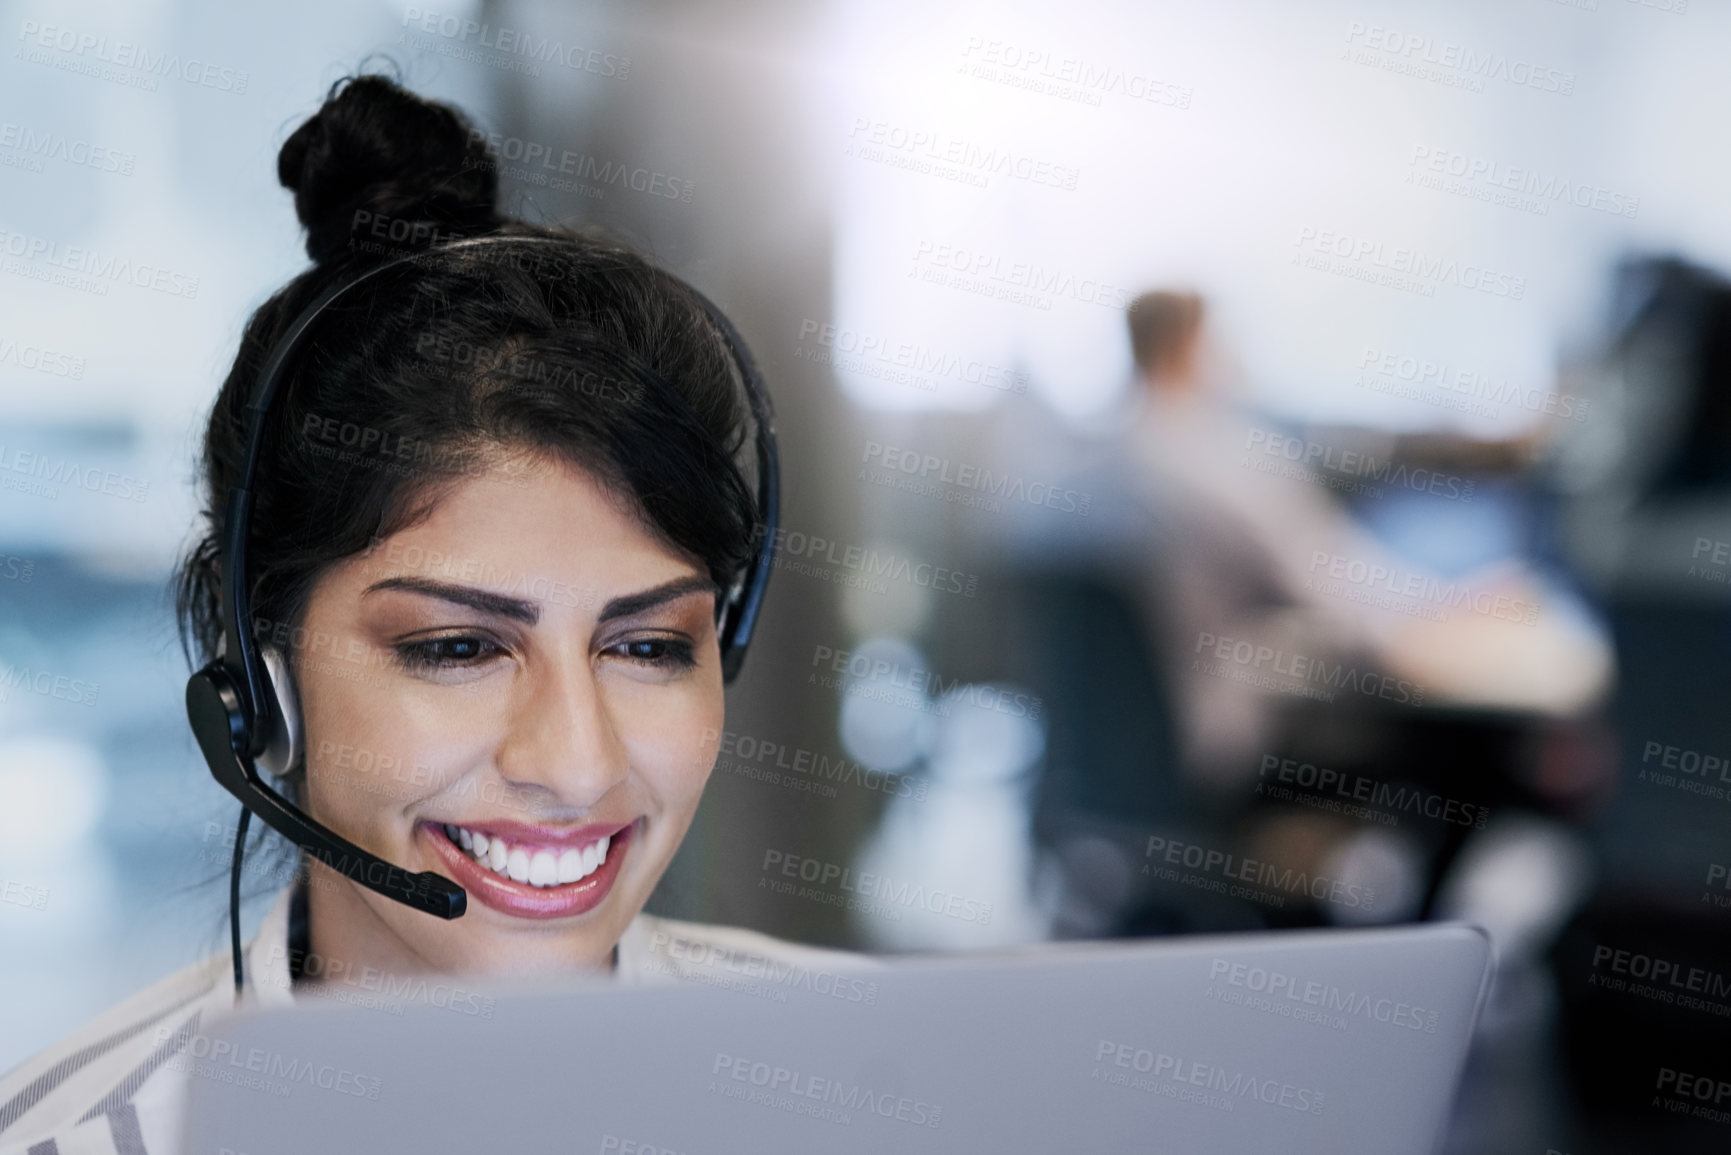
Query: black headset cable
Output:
[[229, 805, 251, 998]]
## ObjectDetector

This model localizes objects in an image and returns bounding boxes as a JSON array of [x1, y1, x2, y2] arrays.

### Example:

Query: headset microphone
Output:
[[186, 235, 780, 994]]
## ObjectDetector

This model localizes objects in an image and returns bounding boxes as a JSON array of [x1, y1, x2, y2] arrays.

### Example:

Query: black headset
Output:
[[184, 234, 780, 993]]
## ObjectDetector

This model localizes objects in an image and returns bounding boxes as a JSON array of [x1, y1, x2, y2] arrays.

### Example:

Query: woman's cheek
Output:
[[622, 680, 723, 802], [300, 671, 492, 826]]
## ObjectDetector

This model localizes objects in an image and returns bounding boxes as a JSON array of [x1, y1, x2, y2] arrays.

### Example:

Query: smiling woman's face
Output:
[[289, 452, 724, 980]]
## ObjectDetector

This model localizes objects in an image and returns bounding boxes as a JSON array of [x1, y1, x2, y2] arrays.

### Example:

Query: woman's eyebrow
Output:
[[363, 576, 540, 623], [599, 575, 720, 623], [361, 574, 719, 624]]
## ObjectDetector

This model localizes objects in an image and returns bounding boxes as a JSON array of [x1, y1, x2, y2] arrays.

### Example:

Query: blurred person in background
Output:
[[1117, 289, 1403, 792], [1010, 285, 1617, 952], [1119, 290, 1613, 793]]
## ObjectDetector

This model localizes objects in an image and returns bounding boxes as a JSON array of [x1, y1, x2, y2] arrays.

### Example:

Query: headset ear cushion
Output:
[[258, 646, 303, 779]]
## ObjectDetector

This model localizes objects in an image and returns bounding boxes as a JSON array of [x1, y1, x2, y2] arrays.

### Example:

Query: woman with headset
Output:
[[0, 75, 863, 1155]]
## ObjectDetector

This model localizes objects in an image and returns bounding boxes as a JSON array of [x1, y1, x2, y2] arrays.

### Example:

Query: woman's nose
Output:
[[492, 650, 631, 810]]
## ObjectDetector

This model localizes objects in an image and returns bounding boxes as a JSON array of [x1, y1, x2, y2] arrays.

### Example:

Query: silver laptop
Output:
[[178, 923, 1492, 1154]]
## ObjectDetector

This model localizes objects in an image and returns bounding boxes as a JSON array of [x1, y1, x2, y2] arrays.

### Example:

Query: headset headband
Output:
[[186, 234, 780, 991]]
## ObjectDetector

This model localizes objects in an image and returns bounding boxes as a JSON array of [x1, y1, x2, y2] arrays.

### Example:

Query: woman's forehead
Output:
[[340, 460, 707, 608]]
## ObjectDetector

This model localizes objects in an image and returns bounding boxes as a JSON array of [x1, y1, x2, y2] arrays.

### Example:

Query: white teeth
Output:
[[450, 825, 615, 888], [556, 848, 584, 884], [528, 850, 557, 886]]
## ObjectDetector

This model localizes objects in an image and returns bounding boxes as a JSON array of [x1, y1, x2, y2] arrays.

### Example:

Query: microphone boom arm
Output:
[[187, 668, 466, 919]]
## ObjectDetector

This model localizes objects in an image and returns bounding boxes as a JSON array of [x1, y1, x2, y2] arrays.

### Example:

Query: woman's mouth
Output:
[[445, 823, 612, 887], [418, 818, 635, 920]]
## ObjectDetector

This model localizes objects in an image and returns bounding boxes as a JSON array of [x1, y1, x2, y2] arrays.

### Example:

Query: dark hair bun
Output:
[[277, 74, 501, 264]]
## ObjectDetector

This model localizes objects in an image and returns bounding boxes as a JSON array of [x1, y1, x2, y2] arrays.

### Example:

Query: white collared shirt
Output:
[[0, 884, 873, 1155]]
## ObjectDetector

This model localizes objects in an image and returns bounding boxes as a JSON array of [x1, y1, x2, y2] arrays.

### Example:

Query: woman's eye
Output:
[[394, 635, 500, 670], [614, 638, 697, 668]]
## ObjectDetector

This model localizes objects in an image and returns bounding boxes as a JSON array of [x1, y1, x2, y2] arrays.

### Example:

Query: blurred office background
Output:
[[3, 0, 1730, 1149]]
